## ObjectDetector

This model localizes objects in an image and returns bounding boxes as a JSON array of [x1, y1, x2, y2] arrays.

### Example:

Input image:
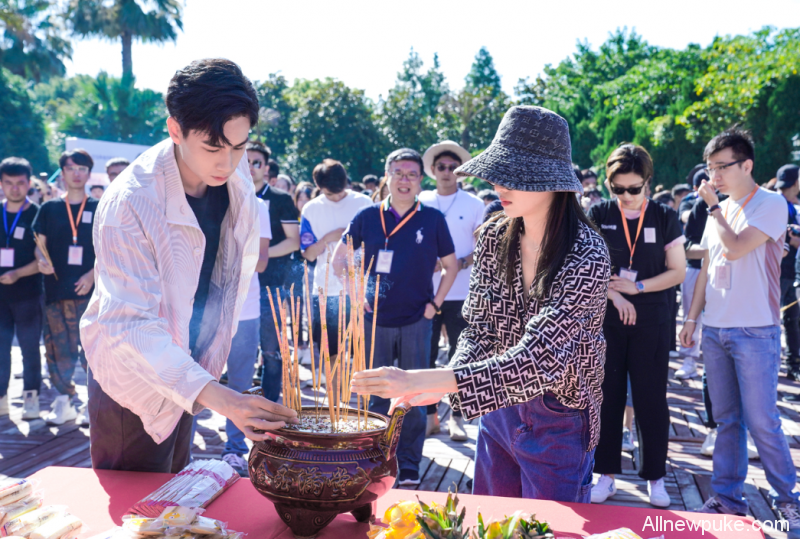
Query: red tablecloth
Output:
[[29, 466, 763, 539]]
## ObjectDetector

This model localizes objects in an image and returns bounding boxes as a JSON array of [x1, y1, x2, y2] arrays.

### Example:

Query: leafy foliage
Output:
[[253, 74, 295, 161], [0, 0, 71, 82], [0, 67, 51, 171]]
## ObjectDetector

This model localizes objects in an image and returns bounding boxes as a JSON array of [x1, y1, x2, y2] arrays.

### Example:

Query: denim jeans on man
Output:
[[366, 316, 432, 476], [260, 286, 287, 403], [0, 297, 43, 397], [473, 393, 594, 502], [223, 318, 260, 457], [703, 325, 800, 513]]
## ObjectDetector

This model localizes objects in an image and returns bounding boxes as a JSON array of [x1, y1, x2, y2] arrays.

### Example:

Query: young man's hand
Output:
[[38, 258, 54, 275], [75, 269, 94, 295], [0, 270, 19, 285], [679, 321, 697, 348]]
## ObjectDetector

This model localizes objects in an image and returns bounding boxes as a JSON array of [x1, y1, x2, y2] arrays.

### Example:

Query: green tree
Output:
[[0, 67, 51, 171], [284, 78, 388, 182], [1, 0, 72, 82], [253, 74, 294, 161], [67, 0, 182, 78]]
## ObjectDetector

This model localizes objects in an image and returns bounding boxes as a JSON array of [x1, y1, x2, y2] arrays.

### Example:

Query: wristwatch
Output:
[[635, 281, 645, 294], [707, 204, 721, 215]]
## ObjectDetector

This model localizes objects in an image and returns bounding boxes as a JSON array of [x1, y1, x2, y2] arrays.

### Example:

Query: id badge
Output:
[[619, 267, 638, 282], [13, 227, 24, 240], [68, 245, 83, 266], [644, 227, 656, 243], [0, 248, 13, 268], [714, 263, 732, 290], [376, 250, 394, 274]]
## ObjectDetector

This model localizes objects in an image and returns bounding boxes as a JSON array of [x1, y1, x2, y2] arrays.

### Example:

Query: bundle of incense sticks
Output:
[[268, 241, 379, 432], [32, 232, 57, 280]]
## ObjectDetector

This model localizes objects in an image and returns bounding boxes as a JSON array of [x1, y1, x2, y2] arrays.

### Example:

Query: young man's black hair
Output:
[[59, 149, 94, 170], [477, 189, 499, 202], [267, 159, 280, 180], [703, 126, 755, 163], [166, 59, 259, 147], [573, 163, 584, 183], [362, 174, 378, 186], [671, 183, 692, 197], [0, 157, 33, 179], [105, 157, 130, 170], [312, 159, 348, 194], [433, 150, 463, 165], [246, 140, 271, 163]]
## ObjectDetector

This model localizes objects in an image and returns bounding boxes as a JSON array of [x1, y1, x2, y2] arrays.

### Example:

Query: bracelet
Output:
[[429, 301, 442, 315], [684, 319, 697, 324]]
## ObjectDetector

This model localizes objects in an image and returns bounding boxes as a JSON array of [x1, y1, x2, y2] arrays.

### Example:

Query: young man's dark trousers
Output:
[[427, 300, 467, 417], [0, 297, 43, 398]]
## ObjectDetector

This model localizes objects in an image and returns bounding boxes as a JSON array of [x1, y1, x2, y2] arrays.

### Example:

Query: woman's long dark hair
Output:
[[493, 192, 600, 300]]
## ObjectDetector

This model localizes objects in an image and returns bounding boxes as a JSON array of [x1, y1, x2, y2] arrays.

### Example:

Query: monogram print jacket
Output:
[[448, 218, 610, 449]]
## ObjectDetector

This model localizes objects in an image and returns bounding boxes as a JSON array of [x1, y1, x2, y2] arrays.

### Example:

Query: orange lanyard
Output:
[[380, 197, 421, 250], [63, 195, 87, 245], [723, 186, 758, 227], [618, 199, 648, 269]]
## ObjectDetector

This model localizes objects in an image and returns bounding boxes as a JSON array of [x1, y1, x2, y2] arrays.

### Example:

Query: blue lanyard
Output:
[[3, 199, 27, 248]]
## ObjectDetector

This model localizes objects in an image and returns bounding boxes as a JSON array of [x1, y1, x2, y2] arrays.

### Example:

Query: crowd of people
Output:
[[1, 57, 800, 532]]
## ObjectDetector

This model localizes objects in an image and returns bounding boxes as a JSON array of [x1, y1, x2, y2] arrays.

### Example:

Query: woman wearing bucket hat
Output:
[[352, 106, 610, 502]]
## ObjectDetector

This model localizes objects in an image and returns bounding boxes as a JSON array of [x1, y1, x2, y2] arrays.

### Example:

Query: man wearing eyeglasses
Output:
[[419, 141, 484, 442], [33, 148, 99, 426], [332, 148, 459, 486], [680, 128, 800, 526]]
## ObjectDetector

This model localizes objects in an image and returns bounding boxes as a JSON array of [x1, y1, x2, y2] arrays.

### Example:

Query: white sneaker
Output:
[[747, 431, 759, 460], [648, 478, 671, 507], [448, 415, 468, 442], [701, 428, 717, 456], [44, 395, 78, 425], [299, 347, 311, 366], [621, 428, 635, 452], [0, 395, 8, 416], [22, 390, 40, 420], [76, 403, 90, 427], [675, 357, 698, 379], [669, 351, 681, 359], [591, 475, 617, 503]]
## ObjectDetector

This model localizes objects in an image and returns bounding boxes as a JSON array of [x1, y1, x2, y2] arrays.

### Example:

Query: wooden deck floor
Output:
[[3, 340, 800, 538]]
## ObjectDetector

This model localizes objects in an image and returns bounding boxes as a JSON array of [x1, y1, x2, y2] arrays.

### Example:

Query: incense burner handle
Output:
[[378, 402, 411, 460]]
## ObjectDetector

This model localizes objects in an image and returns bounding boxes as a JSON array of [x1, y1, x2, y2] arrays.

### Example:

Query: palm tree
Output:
[[1, 0, 72, 82], [67, 0, 182, 78]]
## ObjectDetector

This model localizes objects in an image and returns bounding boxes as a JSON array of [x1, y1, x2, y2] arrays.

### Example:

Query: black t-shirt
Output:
[[0, 202, 42, 303], [185, 185, 230, 352], [256, 185, 299, 289], [684, 195, 729, 270], [781, 197, 797, 280], [32, 197, 99, 304], [588, 198, 683, 327]]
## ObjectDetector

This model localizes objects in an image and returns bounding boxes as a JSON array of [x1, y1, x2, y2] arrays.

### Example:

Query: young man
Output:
[[89, 185, 105, 199], [34, 148, 99, 426], [419, 141, 483, 441], [300, 159, 371, 378], [778, 164, 800, 376], [0, 157, 42, 420], [80, 59, 297, 473], [246, 140, 301, 403], [680, 128, 800, 527], [362, 174, 379, 195], [333, 148, 459, 486], [105, 158, 130, 182]]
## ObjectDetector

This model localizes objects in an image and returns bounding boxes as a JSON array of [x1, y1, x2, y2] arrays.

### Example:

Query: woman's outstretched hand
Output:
[[351, 367, 412, 399], [389, 393, 447, 413]]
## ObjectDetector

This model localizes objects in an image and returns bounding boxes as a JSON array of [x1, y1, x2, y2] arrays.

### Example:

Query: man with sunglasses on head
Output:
[[419, 141, 484, 441], [33, 148, 98, 426], [680, 128, 800, 528]]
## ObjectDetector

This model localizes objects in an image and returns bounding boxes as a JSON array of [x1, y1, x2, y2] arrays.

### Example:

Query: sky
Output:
[[65, 0, 800, 101]]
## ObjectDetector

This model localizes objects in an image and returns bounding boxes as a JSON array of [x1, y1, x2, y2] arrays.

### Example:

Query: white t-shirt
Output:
[[240, 198, 272, 321], [701, 187, 787, 328], [419, 190, 485, 301], [300, 190, 372, 297]]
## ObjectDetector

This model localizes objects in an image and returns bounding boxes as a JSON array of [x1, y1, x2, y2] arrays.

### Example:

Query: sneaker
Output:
[[775, 501, 800, 536], [426, 413, 441, 436], [675, 357, 698, 379], [648, 478, 671, 508], [669, 350, 681, 359], [0, 395, 8, 416], [222, 453, 249, 477], [747, 431, 759, 460], [44, 395, 78, 425], [448, 415, 468, 442], [76, 403, 90, 427], [397, 469, 420, 486], [22, 390, 40, 420], [591, 475, 617, 503], [697, 496, 745, 516], [299, 347, 311, 366], [621, 428, 635, 452], [701, 428, 717, 456]]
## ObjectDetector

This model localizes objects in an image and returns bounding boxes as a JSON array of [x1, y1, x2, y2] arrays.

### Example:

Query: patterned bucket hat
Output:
[[454, 105, 582, 194]]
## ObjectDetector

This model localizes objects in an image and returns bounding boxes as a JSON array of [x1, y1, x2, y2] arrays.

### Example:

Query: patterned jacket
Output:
[[448, 218, 610, 449], [79, 139, 259, 444]]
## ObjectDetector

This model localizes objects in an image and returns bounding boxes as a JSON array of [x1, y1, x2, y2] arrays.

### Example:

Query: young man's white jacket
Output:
[[80, 138, 259, 444]]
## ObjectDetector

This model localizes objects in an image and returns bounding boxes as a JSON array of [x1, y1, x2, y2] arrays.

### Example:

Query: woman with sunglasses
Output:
[[587, 144, 686, 508]]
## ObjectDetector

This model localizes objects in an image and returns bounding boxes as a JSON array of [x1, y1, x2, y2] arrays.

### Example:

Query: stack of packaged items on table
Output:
[[0, 478, 84, 539], [85, 506, 245, 539]]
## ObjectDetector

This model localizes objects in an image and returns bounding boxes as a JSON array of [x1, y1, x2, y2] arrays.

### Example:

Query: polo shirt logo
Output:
[[601, 224, 617, 230], [416, 228, 424, 244]]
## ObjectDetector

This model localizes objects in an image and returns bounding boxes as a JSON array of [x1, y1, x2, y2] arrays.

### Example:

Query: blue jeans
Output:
[[366, 316, 432, 475], [223, 318, 260, 457], [703, 325, 800, 513], [260, 286, 287, 403], [473, 393, 594, 502]]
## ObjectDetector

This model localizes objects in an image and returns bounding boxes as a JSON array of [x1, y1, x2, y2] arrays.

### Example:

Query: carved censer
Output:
[[247, 400, 410, 539]]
